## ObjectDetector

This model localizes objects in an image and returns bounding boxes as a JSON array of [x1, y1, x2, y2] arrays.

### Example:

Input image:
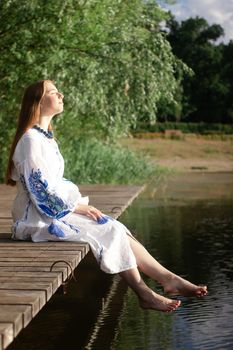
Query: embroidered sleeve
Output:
[[14, 134, 81, 218], [24, 168, 70, 218]]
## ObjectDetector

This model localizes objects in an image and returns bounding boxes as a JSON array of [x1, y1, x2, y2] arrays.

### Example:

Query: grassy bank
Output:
[[119, 134, 233, 172]]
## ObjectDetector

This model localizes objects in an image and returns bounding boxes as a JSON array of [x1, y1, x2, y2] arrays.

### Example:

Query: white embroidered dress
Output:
[[11, 128, 137, 274]]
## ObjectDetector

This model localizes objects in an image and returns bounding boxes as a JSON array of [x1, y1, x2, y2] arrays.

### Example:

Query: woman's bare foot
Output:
[[139, 289, 181, 312], [163, 274, 208, 297]]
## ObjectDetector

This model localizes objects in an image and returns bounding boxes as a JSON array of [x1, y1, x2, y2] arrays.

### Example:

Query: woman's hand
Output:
[[74, 204, 104, 221]]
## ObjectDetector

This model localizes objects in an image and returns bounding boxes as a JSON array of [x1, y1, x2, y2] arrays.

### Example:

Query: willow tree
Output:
[[0, 0, 187, 181]]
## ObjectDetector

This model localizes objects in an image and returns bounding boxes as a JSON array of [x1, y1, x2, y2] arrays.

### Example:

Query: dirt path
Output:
[[119, 135, 233, 172]]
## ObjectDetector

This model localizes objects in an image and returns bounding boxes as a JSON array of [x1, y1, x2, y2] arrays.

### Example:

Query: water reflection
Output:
[[114, 173, 233, 350], [8, 173, 233, 350]]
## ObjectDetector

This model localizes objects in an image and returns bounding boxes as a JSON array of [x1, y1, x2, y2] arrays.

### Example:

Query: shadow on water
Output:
[[8, 173, 233, 350]]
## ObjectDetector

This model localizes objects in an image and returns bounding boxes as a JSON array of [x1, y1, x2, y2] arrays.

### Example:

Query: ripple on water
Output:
[[172, 290, 233, 349], [114, 175, 233, 350]]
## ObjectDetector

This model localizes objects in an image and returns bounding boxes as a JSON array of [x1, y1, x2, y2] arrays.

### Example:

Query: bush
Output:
[[61, 138, 156, 184]]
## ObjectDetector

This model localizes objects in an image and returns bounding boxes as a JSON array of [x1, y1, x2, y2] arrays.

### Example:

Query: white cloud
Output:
[[161, 0, 233, 43]]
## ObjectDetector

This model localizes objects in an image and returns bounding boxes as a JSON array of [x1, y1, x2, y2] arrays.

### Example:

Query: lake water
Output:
[[9, 173, 233, 350], [113, 172, 233, 350]]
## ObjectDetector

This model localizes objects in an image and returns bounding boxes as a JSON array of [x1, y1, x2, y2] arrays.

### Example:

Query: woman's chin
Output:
[[54, 107, 64, 116]]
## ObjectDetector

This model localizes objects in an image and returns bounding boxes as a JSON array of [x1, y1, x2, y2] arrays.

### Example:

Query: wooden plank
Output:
[[0, 290, 45, 315], [0, 242, 89, 261], [0, 276, 60, 292], [0, 219, 12, 224], [0, 271, 61, 278], [0, 248, 82, 262], [0, 230, 11, 235], [0, 310, 24, 336], [0, 245, 87, 251], [0, 258, 78, 270], [0, 305, 32, 327], [0, 265, 69, 282], [0, 267, 68, 281], [0, 183, 144, 349], [0, 252, 82, 259], [0, 241, 89, 248], [0, 282, 53, 301], [0, 324, 14, 350]]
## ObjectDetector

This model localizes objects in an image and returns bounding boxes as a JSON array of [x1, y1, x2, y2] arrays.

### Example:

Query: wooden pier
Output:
[[0, 183, 144, 350]]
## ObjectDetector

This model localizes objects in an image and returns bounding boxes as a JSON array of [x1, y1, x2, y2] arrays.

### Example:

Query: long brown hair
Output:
[[5, 79, 53, 185]]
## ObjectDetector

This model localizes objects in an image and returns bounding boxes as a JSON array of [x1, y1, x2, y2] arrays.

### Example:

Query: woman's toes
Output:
[[164, 276, 208, 297], [139, 291, 181, 312]]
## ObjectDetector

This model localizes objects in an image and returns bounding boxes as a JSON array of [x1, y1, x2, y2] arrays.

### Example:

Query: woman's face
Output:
[[40, 82, 64, 117]]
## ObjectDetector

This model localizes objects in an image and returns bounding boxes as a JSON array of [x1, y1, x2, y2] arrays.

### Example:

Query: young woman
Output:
[[6, 80, 207, 312]]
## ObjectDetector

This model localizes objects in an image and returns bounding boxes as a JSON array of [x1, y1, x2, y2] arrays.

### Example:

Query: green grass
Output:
[[62, 138, 162, 184]]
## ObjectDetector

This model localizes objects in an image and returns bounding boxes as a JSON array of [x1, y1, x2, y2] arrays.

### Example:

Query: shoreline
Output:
[[156, 158, 233, 173], [119, 136, 233, 174]]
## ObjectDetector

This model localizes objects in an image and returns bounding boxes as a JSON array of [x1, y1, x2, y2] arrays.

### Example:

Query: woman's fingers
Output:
[[88, 206, 103, 221], [75, 204, 104, 221]]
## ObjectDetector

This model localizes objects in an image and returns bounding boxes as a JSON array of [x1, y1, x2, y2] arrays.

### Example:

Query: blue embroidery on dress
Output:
[[48, 223, 65, 238], [25, 168, 70, 219], [97, 215, 114, 225], [62, 220, 80, 234]]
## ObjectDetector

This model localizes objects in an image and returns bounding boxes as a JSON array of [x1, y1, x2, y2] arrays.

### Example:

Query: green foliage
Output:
[[0, 0, 186, 182], [59, 137, 156, 184], [165, 15, 233, 123]]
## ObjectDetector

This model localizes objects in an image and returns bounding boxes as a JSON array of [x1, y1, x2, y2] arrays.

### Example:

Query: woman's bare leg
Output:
[[119, 267, 181, 312], [128, 235, 208, 297]]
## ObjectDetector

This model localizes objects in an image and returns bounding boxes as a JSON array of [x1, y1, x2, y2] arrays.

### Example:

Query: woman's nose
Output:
[[58, 92, 64, 99]]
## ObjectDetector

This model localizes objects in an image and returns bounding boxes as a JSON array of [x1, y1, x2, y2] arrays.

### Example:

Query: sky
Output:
[[159, 0, 233, 43]]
